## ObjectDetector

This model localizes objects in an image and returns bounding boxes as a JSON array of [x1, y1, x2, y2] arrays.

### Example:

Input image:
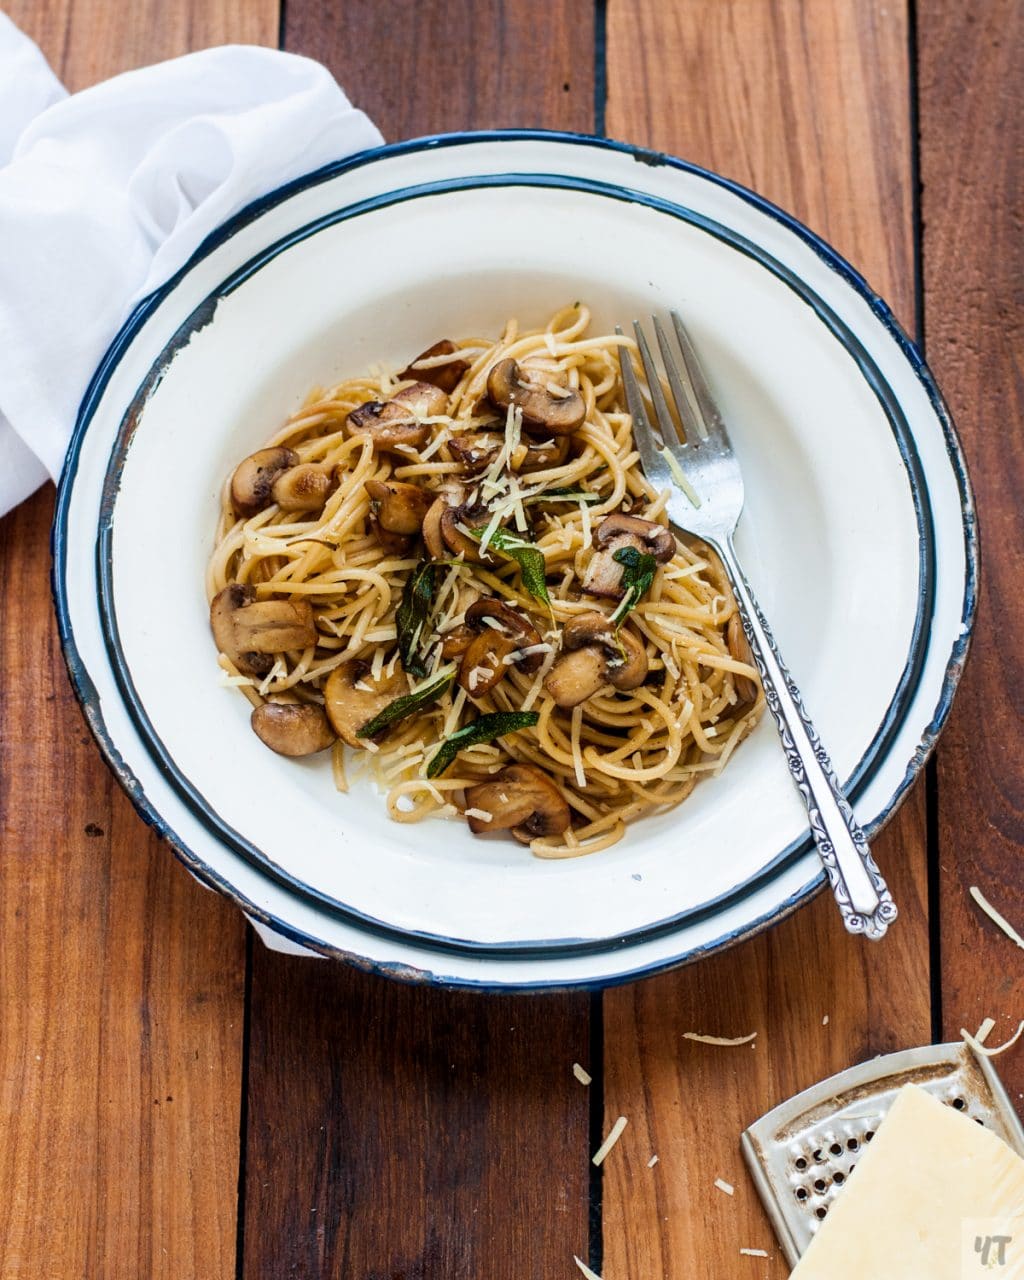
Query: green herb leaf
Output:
[[356, 671, 455, 740], [425, 710, 540, 779], [523, 487, 601, 506], [395, 561, 440, 677], [471, 526, 551, 606], [609, 546, 658, 626]]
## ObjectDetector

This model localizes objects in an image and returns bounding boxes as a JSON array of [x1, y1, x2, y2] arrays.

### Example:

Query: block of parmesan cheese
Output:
[[791, 1083, 1024, 1279]]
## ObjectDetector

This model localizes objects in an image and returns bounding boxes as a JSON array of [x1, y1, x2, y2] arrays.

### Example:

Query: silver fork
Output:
[[618, 313, 897, 940]]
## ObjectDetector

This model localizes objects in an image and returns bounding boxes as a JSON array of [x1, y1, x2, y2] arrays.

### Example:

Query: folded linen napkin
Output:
[[0, 15, 382, 518]]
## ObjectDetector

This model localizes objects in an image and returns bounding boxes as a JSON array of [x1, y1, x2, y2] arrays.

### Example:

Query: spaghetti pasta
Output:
[[207, 304, 763, 856]]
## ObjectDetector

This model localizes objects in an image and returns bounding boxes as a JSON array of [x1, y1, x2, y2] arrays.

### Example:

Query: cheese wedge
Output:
[[791, 1083, 1024, 1279]]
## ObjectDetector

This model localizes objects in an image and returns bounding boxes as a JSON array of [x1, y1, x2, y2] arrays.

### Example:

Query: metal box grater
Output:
[[741, 1042, 1024, 1268]]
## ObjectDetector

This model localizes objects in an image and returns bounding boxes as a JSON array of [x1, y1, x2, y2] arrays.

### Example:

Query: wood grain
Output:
[[920, 0, 1024, 1089], [244, 953, 592, 1279], [602, 2, 928, 1276], [0, 1, 276, 1274], [241, 7, 596, 1280]]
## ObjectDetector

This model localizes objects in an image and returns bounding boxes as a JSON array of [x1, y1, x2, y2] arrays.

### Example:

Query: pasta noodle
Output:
[[207, 304, 763, 856]]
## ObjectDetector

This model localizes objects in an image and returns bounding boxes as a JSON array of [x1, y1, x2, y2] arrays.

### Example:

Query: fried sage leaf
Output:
[[425, 710, 540, 779], [609, 546, 658, 626], [395, 560, 440, 677], [357, 671, 455, 739], [471, 526, 550, 606]]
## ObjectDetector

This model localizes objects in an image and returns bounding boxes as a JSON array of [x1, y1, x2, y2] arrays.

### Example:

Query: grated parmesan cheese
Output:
[[464, 807, 493, 823], [521, 647, 558, 712], [571, 706, 587, 789], [683, 1031, 758, 1047], [740, 1248, 768, 1258], [961, 1020, 1024, 1058], [572, 1063, 592, 1086], [592, 1116, 628, 1166], [647, 1154, 659, 1168], [658, 445, 702, 507], [976, 1017, 996, 1044], [714, 1178, 735, 1196], [969, 885, 1024, 950], [572, 1256, 601, 1280]]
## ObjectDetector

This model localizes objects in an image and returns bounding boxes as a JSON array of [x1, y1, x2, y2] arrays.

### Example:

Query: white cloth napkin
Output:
[[0, 15, 382, 518]]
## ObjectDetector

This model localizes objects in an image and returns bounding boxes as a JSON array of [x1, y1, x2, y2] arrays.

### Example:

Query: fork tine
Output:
[[670, 310, 728, 443], [615, 326, 671, 482], [653, 314, 705, 443], [632, 320, 678, 447]]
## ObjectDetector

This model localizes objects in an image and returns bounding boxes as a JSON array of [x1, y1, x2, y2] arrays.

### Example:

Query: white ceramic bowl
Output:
[[54, 132, 976, 988]]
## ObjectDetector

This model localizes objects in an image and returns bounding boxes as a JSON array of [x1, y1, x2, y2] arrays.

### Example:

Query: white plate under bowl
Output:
[[53, 132, 976, 988]]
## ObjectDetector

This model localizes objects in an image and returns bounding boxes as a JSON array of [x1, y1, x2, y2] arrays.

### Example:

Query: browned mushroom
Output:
[[448, 432, 501, 475], [231, 447, 299, 517], [464, 763, 571, 842], [439, 502, 497, 565], [323, 660, 410, 746], [345, 381, 448, 454], [544, 612, 649, 707], [582, 512, 676, 598], [486, 358, 585, 435], [726, 612, 759, 709], [365, 479, 433, 535], [210, 584, 318, 677], [251, 701, 335, 756], [439, 624, 475, 659], [398, 339, 470, 393], [271, 463, 332, 512], [422, 496, 448, 558], [518, 432, 572, 472], [457, 599, 545, 696]]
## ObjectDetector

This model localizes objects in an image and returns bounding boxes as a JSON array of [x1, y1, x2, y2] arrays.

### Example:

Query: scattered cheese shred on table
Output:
[[975, 1016, 996, 1044], [970, 885, 1024, 950], [714, 1178, 735, 1196], [740, 1247, 769, 1257], [573, 1063, 592, 1086], [573, 1254, 602, 1280], [683, 1031, 757, 1047], [647, 1154, 659, 1168], [822, 1015, 830, 1027], [592, 1116, 628, 1166], [961, 1019, 1024, 1058]]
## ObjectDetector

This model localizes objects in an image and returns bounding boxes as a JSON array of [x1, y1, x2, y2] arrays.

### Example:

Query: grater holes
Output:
[[795, 1186, 808, 1202], [815, 1206, 828, 1220], [833, 1171, 845, 1185], [952, 1096, 967, 1111], [864, 1130, 874, 1142], [846, 1137, 859, 1151], [812, 1148, 824, 1163], [813, 1178, 827, 1193], [829, 1142, 842, 1156], [794, 1156, 808, 1171]]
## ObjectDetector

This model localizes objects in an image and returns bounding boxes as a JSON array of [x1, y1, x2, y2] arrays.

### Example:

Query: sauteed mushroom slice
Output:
[[726, 612, 759, 709], [448, 432, 501, 475], [582, 512, 676, 598], [231, 447, 299, 517], [323, 661, 410, 747], [544, 612, 648, 707], [346, 381, 447, 454], [210, 584, 317, 677], [422, 497, 448, 559], [271, 463, 332, 512], [365, 479, 433, 535], [486, 358, 585, 435], [251, 702, 335, 756], [440, 503, 497, 564], [439, 624, 475, 659], [398, 339, 470, 393], [518, 432, 571, 472], [464, 764, 571, 842], [457, 599, 544, 697]]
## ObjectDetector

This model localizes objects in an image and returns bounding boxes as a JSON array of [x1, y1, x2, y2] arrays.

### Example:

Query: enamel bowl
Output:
[[53, 132, 976, 988]]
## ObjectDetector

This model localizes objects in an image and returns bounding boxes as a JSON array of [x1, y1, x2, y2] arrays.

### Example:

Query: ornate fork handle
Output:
[[713, 536, 898, 939]]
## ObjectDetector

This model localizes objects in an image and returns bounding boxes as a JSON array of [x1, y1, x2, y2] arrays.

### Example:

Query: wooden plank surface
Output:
[[241, 7, 596, 1279], [920, 0, 1024, 1086], [0, 2, 275, 1277], [601, 3, 930, 1276]]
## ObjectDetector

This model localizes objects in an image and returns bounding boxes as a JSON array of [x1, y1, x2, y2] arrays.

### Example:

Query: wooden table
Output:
[[1, 2, 1020, 1275]]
